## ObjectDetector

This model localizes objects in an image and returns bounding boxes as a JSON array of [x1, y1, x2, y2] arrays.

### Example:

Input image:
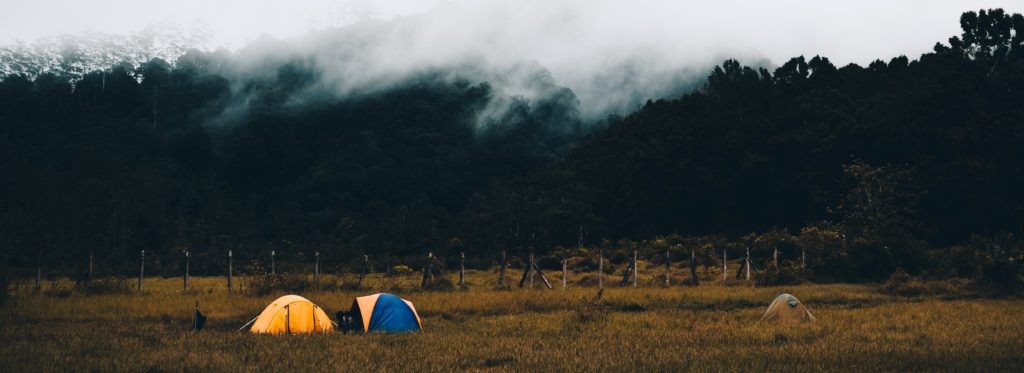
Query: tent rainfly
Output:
[[348, 293, 422, 334], [762, 293, 816, 322], [248, 295, 334, 334]]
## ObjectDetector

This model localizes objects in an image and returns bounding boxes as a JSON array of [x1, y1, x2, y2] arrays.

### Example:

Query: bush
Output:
[[536, 255, 563, 271], [391, 265, 414, 276], [760, 265, 805, 286], [245, 273, 340, 296], [881, 269, 922, 296], [573, 288, 609, 322], [0, 275, 8, 305], [76, 277, 132, 295], [979, 259, 1023, 291]]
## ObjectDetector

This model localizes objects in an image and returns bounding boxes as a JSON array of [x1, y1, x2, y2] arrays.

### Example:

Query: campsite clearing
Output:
[[1, 273, 1022, 371]]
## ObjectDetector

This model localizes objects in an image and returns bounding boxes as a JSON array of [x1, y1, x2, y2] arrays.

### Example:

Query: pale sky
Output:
[[1, 0, 1019, 66]]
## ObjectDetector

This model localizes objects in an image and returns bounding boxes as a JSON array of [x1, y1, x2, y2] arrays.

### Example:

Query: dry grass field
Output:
[[2, 270, 1023, 372]]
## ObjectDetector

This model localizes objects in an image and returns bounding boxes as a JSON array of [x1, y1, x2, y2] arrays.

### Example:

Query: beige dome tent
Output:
[[762, 293, 816, 322]]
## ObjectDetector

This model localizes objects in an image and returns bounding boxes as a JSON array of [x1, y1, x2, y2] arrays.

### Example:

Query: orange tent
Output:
[[250, 295, 334, 334]]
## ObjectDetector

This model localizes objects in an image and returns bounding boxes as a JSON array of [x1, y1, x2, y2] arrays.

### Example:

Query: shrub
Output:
[[881, 269, 922, 296], [760, 265, 805, 286], [979, 259, 1023, 291], [573, 288, 609, 322], [391, 265, 414, 276], [76, 277, 132, 295], [0, 275, 8, 305], [536, 256, 563, 271]]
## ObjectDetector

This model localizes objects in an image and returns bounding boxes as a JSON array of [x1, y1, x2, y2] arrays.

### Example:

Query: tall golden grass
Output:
[[2, 270, 1022, 371]]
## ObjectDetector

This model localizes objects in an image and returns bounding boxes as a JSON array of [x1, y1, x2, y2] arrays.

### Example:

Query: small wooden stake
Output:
[[227, 250, 233, 294], [270, 250, 276, 276], [773, 247, 779, 268], [459, 251, 466, 287], [598, 250, 604, 289], [138, 250, 145, 291], [802, 247, 806, 268]]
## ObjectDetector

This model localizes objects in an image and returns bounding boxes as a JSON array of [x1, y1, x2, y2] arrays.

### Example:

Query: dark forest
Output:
[[2, 9, 1023, 283]]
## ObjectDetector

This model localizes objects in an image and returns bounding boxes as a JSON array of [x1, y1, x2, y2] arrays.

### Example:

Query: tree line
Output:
[[1, 9, 1023, 284]]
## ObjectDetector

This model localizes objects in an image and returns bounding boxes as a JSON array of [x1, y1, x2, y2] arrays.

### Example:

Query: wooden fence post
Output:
[[227, 250, 233, 294], [773, 247, 779, 269], [562, 259, 568, 289], [184, 250, 190, 290], [499, 250, 507, 287], [529, 253, 535, 288], [459, 251, 466, 287], [689, 248, 699, 287], [745, 247, 751, 281], [87, 251, 94, 281], [270, 250, 275, 276], [35, 252, 42, 292], [802, 247, 806, 268], [359, 255, 368, 286], [633, 250, 638, 287], [722, 249, 727, 285], [665, 248, 671, 286], [314, 251, 320, 285], [138, 250, 145, 291], [421, 252, 433, 289], [598, 249, 604, 289]]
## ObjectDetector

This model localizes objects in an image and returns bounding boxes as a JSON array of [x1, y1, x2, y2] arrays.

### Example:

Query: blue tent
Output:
[[349, 293, 422, 333]]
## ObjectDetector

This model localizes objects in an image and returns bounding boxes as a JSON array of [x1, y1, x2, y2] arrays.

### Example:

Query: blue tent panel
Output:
[[367, 294, 421, 333]]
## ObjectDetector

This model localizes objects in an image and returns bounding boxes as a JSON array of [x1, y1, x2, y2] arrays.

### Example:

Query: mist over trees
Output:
[[1, 9, 1023, 282]]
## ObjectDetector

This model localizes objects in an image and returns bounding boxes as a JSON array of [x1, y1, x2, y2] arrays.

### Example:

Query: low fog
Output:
[[2, 0, 1020, 120]]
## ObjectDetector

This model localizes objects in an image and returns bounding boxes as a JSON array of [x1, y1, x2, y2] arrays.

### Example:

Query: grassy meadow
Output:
[[2, 269, 1023, 372]]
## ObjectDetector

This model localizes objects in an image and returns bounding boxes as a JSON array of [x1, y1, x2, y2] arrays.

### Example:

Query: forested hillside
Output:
[[1, 9, 1023, 282]]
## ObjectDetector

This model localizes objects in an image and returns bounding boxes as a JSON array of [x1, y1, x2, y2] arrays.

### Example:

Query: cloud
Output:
[[3, 0, 1021, 120]]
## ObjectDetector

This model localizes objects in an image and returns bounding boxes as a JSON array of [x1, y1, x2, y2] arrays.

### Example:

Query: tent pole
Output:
[[236, 315, 260, 332]]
